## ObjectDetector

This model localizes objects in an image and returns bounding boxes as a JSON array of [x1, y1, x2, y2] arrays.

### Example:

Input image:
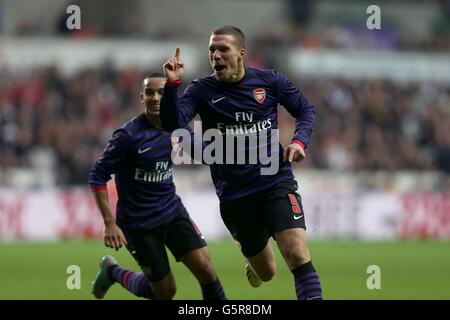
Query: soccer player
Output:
[[160, 26, 323, 300], [88, 74, 226, 300]]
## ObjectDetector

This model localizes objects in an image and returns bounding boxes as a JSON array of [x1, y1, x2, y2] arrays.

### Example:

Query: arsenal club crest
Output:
[[253, 88, 266, 104]]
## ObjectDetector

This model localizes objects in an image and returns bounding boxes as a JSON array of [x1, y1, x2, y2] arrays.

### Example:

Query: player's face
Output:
[[209, 34, 246, 82], [140, 77, 166, 116]]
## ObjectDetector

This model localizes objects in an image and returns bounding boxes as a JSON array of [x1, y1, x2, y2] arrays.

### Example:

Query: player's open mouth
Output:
[[214, 65, 226, 72]]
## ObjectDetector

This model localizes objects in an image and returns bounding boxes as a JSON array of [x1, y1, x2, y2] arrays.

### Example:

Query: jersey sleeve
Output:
[[88, 129, 132, 189], [160, 80, 201, 132], [274, 71, 316, 148]]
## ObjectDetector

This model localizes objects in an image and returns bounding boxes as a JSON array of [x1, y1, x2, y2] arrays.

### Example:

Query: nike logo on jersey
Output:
[[138, 146, 152, 154], [211, 97, 227, 104], [294, 215, 304, 220]]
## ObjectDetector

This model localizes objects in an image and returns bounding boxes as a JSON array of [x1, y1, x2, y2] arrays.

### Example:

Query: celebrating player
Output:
[[88, 74, 226, 300], [160, 26, 323, 300]]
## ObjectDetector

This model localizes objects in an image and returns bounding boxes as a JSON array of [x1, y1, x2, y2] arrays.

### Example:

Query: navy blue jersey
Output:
[[160, 67, 316, 201], [89, 113, 184, 230]]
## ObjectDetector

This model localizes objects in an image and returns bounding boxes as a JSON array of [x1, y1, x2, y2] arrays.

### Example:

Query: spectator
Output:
[[1, 66, 449, 185]]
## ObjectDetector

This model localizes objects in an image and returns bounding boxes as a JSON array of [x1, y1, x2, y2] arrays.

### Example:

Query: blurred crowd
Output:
[[281, 77, 450, 174], [0, 65, 145, 185], [8, 0, 450, 52], [283, 0, 450, 52], [1, 65, 449, 186]]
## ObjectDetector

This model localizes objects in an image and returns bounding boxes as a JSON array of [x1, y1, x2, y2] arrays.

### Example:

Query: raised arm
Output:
[[160, 48, 200, 131]]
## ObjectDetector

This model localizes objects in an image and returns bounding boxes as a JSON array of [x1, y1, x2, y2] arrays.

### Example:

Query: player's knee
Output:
[[283, 245, 310, 268], [153, 283, 177, 300], [154, 289, 176, 300], [251, 259, 276, 282], [164, 285, 177, 300], [257, 263, 276, 282], [195, 257, 218, 283], [141, 266, 152, 277], [259, 271, 274, 282]]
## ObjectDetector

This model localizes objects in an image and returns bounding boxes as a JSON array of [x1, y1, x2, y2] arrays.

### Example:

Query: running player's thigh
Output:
[[246, 239, 276, 281], [123, 227, 172, 282], [220, 196, 269, 258], [165, 207, 207, 262]]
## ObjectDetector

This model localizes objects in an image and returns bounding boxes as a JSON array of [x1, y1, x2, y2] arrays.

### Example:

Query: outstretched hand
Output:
[[163, 47, 185, 82]]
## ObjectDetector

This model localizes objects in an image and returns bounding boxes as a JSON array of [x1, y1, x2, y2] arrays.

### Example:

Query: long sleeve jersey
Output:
[[89, 113, 185, 230], [160, 67, 316, 202]]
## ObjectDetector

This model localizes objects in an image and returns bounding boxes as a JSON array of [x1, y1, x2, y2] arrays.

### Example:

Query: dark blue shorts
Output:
[[220, 180, 306, 258], [123, 206, 206, 282]]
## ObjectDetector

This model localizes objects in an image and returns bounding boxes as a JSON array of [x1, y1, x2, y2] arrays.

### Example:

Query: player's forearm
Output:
[[279, 75, 316, 147], [92, 188, 115, 225], [293, 105, 316, 148], [160, 83, 183, 132]]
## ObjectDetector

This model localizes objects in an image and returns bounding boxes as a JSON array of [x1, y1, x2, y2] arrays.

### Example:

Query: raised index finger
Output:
[[175, 47, 181, 60]]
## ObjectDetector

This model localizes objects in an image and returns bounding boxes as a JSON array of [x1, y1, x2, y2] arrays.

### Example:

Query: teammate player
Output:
[[88, 74, 226, 300], [160, 26, 323, 300]]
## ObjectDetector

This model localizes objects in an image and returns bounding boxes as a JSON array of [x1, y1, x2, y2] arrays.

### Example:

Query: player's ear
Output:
[[140, 92, 144, 102], [238, 48, 246, 63]]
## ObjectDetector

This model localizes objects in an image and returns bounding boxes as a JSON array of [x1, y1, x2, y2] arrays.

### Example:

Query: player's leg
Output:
[[265, 181, 323, 300], [179, 247, 226, 300], [112, 226, 177, 300], [220, 194, 276, 287], [92, 254, 155, 299], [231, 239, 275, 287], [274, 228, 310, 268], [274, 228, 322, 300], [245, 240, 276, 283], [140, 267, 176, 300], [166, 207, 226, 300]]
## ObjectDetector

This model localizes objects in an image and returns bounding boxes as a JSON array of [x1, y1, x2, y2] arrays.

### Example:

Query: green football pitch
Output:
[[1, 240, 449, 300]]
